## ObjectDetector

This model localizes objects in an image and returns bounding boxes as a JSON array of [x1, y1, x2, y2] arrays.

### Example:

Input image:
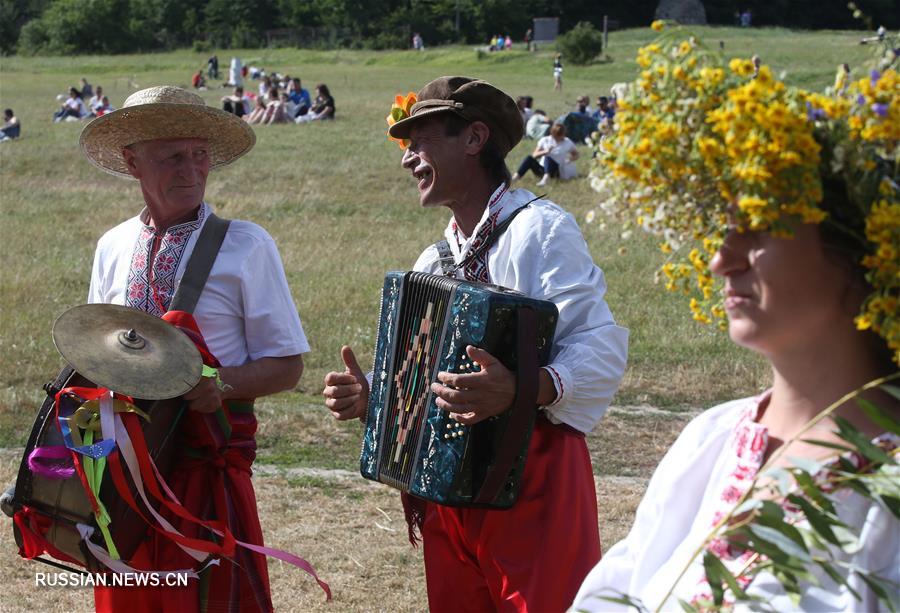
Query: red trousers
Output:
[[422, 416, 601, 612]]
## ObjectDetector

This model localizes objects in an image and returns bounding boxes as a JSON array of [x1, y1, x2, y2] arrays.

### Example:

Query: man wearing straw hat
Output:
[[80, 86, 310, 612], [323, 76, 629, 611]]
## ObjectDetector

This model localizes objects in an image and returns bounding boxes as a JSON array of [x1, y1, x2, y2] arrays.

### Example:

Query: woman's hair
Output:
[[817, 174, 895, 371], [550, 123, 566, 139], [316, 83, 331, 97]]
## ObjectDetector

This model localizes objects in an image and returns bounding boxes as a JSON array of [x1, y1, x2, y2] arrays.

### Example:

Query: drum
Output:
[[8, 304, 202, 571], [11, 366, 187, 570]]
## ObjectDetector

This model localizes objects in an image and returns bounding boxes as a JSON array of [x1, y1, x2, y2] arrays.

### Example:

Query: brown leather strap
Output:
[[473, 306, 539, 505]]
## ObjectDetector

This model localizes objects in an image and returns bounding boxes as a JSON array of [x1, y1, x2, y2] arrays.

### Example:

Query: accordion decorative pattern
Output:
[[360, 271, 558, 508]]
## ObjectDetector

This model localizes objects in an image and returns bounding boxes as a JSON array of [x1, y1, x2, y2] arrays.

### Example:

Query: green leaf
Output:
[[816, 560, 848, 588], [704, 551, 750, 600], [794, 470, 833, 510], [801, 438, 856, 453], [856, 397, 900, 436], [702, 551, 725, 606], [676, 598, 698, 613], [749, 525, 812, 561], [787, 455, 824, 475], [856, 572, 897, 612], [786, 494, 842, 546], [878, 494, 900, 520], [733, 498, 763, 515], [756, 514, 809, 549], [881, 384, 900, 402], [758, 499, 786, 522], [834, 416, 893, 464], [760, 467, 794, 496], [594, 593, 649, 612]]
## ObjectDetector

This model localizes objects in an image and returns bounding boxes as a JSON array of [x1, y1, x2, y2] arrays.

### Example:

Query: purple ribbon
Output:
[[27, 446, 75, 479]]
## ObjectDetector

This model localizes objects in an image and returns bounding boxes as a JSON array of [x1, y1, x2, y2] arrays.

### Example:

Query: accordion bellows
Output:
[[360, 271, 558, 508]]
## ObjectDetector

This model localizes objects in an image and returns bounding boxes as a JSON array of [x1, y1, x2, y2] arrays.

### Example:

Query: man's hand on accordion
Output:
[[431, 345, 516, 425], [323, 345, 370, 421]]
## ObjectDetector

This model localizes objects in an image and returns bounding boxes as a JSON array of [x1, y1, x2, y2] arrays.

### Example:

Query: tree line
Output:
[[1, 0, 897, 56]]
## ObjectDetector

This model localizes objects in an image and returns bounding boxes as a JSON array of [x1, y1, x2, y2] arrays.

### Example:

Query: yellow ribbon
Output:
[[72, 398, 151, 431]]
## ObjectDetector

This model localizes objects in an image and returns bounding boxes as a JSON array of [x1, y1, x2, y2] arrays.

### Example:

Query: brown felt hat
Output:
[[387, 76, 524, 157]]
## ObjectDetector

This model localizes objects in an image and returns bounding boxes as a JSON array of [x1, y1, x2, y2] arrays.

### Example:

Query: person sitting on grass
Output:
[[244, 95, 268, 124], [221, 86, 250, 118], [53, 87, 89, 122], [192, 69, 206, 89], [0, 109, 20, 141], [287, 78, 311, 117], [511, 122, 579, 186], [261, 89, 289, 124], [525, 108, 551, 139], [295, 83, 335, 123], [88, 85, 105, 113], [93, 96, 115, 117], [572, 29, 899, 613]]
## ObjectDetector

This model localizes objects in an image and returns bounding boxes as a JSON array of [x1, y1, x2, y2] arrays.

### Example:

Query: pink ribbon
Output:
[[28, 446, 75, 479]]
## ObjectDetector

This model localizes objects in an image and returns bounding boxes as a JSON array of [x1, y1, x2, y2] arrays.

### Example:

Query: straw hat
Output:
[[79, 85, 256, 179]]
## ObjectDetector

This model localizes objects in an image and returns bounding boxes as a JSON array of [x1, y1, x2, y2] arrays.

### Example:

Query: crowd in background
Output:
[[512, 88, 619, 185], [51, 78, 115, 123]]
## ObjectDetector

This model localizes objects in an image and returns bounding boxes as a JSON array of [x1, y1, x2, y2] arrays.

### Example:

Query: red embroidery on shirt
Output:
[[125, 206, 205, 316], [458, 184, 508, 283]]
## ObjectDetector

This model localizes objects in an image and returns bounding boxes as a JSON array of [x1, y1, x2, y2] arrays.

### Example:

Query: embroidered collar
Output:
[[126, 203, 208, 316], [446, 183, 511, 282]]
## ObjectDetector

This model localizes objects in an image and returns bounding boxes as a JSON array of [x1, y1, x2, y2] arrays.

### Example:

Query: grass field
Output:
[[0, 25, 878, 610]]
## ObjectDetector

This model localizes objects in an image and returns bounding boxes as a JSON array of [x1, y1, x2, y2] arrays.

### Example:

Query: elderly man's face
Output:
[[123, 138, 210, 223], [400, 118, 469, 209]]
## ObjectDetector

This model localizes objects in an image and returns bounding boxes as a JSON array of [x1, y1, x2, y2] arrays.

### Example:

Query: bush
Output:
[[17, 19, 50, 55], [556, 21, 604, 66], [192, 39, 212, 53]]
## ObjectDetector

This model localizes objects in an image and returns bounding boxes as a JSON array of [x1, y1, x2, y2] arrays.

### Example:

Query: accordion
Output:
[[360, 271, 558, 508]]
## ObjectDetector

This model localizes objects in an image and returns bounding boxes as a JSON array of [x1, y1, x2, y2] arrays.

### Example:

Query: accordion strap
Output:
[[433, 195, 544, 278], [473, 306, 539, 505], [169, 213, 231, 314]]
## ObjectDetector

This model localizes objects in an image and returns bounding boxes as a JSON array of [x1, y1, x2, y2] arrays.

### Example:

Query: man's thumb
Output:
[[341, 345, 363, 375]]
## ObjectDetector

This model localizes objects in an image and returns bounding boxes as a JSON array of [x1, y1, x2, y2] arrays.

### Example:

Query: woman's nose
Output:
[[710, 230, 750, 277]]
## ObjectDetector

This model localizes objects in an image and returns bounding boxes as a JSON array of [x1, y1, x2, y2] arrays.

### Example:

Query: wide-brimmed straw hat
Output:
[[80, 85, 256, 179], [387, 76, 524, 157]]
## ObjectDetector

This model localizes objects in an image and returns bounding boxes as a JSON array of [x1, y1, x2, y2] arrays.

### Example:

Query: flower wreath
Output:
[[591, 22, 899, 364]]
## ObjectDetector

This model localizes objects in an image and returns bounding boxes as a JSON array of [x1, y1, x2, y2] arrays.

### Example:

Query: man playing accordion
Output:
[[323, 76, 629, 612]]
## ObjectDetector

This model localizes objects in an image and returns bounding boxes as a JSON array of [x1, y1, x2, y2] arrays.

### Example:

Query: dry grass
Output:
[[0, 409, 686, 611]]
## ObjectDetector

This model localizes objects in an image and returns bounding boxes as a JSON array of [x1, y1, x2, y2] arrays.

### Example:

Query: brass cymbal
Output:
[[52, 304, 203, 400]]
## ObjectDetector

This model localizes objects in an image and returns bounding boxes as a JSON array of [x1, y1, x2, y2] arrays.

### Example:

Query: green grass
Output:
[[0, 26, 874, 448]]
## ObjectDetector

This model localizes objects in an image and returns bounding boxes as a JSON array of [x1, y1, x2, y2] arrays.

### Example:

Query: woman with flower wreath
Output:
[[572, 24, 899, 612]]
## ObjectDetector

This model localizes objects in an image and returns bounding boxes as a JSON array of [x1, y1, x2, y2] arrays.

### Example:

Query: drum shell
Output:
[[12, 366, 185, 570]]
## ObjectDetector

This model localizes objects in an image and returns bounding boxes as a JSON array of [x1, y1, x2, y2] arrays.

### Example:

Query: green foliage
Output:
[[16, 0, 133, 55], [556, 21, 604, 66]]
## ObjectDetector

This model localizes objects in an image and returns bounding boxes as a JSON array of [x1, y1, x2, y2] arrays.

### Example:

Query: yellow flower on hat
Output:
[[386, 92, 418, 149]]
